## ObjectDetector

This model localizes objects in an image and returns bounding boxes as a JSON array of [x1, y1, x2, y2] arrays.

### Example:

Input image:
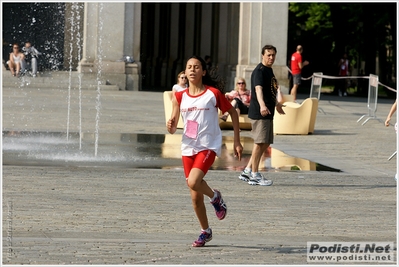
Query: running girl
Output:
[[167, 55, 243, 247]]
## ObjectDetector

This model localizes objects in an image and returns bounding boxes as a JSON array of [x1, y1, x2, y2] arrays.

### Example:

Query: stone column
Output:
[[236, 2, 289, 92], [78, 2, 127, 90], [124, 3, 141, 91]]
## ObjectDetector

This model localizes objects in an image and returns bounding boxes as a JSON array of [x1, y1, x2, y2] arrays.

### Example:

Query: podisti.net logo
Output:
[[307, 242, 395, 263]]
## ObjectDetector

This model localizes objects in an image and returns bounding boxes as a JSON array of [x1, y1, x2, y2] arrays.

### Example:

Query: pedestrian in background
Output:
[[239, 44, 285, 186], [337, 53, 350, 96], [289, 45, 309, 101], [171, 71, 187, 94]]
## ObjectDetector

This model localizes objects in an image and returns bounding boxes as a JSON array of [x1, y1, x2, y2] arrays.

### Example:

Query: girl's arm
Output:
[[385, 100, 397, 127], [167, 92, 180, 134], [227, 106, 243, 160]]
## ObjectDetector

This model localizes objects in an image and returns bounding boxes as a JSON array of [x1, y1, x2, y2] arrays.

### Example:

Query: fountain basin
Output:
[[2, 131, 341, 172]]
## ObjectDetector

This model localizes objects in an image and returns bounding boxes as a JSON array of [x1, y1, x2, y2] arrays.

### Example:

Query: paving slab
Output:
[[2, 81, 397, 265]]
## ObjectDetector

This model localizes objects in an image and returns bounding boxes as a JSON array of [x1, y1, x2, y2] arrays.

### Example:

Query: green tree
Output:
[[288, 2, 396, 95]]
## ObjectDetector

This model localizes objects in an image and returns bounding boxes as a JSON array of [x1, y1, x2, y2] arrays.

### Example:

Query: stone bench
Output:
[[274, 98, 318, 135]]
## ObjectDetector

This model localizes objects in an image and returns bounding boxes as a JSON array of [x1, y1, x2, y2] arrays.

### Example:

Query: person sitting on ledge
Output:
[[22, 41, 41, 77], [220, 77, 251, 121], [7, 43, 25, 77]]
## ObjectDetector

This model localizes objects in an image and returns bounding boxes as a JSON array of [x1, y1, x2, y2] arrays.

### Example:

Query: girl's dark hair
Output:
[[186, 55, 226, 93]]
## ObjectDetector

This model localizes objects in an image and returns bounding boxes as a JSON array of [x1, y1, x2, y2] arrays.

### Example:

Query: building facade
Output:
[[66, 2, 289, 91]]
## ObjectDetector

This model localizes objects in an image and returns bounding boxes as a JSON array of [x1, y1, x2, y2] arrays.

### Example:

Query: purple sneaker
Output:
[[192, 229, 212, 247], [210, 189, 227, 220]]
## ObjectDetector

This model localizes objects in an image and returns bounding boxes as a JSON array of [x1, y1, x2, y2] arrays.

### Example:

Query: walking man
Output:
[[289, 45, 309, 101], [239, 44, 285, 186]]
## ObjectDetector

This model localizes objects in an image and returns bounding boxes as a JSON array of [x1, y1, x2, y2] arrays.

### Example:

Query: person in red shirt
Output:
[[337, 53, 350, 96], [290, 45, 309, 101]]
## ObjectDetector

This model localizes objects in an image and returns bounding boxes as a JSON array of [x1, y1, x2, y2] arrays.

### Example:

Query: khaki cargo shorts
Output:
[[251, 119, 273, 144]]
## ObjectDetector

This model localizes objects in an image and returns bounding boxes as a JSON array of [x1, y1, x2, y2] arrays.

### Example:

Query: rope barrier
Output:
[[286, 66, 397, 92], [378, 81, 397, 93]]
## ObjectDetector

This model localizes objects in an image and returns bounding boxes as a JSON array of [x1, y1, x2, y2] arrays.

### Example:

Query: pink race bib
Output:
[[185, 120, 198, 139]]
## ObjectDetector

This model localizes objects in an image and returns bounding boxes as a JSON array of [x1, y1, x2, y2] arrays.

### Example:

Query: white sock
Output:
[[209, 190, 217, 202], [245, 167, 252, 173], [202, 227, 212, 234]]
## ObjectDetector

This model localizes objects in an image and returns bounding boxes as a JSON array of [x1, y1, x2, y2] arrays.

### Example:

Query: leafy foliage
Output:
[[289, 3, 333, 35], [288, 2, 396, 92]]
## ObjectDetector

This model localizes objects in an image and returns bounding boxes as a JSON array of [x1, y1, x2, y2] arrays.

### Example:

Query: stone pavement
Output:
[[2, 78, 397, 265]]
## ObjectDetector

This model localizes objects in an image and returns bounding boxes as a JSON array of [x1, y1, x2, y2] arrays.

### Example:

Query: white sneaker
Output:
[[239, 169, 251, 182], [257, 178, 273, 186], [248, 172, 273, 186]]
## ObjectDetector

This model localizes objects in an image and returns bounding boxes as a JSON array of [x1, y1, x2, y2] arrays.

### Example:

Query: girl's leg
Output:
[[189, 183, 209, 230], [183, 153, 214, 229], [183, 152, 214, 198], [15, 63, 21, 76], [187, 166, 226, 222], [8, 62, 15, 76], [186, 150, 226, 220], [187, 168, 214, 198], [183, 151, 226, 247], [190, 183, 213, 247]]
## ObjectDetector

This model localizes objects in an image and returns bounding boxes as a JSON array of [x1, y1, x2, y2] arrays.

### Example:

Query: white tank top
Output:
[[12, 53, 22, 64]]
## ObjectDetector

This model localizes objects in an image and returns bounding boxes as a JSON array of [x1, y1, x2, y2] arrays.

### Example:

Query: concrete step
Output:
[[2, 70, 120, 90]]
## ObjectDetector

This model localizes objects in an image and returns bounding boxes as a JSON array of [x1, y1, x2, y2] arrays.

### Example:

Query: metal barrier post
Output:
[[357, 74, 382, 125], [309, 72, 323, 100], [309, 72, 325, 114], [388, 151, 397, 161]]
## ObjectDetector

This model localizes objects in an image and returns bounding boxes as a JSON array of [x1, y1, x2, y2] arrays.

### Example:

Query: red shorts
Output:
[[182, 150, 216, 179]]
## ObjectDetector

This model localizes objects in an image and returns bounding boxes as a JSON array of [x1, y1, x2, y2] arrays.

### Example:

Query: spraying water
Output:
[[94, 3, 104, 157], [66, 4, 75, 141], [75, 3, 83, 150]]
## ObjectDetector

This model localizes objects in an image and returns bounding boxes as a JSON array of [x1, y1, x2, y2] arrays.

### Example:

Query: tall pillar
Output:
[[78, 2, 127, 90], [236, 2, 289, 92], [124, 3, 141, 91]]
